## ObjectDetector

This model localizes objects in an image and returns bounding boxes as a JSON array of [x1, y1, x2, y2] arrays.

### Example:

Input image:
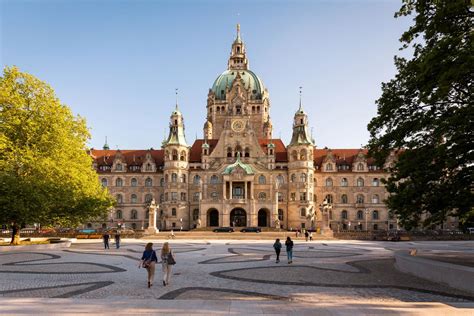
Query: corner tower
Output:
[[287, 89, 316, 229], [162, 94, 190, 230]]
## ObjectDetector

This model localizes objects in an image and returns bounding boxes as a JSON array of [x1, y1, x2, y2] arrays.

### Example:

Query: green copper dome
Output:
[[211, 70, 265, 100]]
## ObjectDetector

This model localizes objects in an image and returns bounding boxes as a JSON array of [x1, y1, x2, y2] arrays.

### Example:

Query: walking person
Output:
[[102, 231, 110, 249], [304, 230, 309, 242], [160, 242, 176, 286], [309, 231, 313, 241], [114, 231, 121, 249], [139, 242, 158, 288], [273, 238, 282, 263], [285, 236, 294, 264]]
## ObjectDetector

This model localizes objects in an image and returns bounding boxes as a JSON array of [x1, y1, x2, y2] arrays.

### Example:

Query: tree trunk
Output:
[[11, 224, 20, 245]]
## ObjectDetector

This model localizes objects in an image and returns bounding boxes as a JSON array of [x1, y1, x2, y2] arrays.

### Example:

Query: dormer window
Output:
[[146, 163, 152, 171], [326, 164, 333, 171], [357, 163, 364, 171], [116, 164, 123, 171]]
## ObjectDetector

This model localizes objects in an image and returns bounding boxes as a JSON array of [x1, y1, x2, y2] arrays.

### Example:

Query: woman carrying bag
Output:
[[160, 242, 176, 286], [139, 242, 158, 288]]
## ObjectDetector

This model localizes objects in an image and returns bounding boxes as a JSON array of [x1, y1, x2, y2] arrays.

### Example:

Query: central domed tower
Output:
[[205, 24, 272, 139]]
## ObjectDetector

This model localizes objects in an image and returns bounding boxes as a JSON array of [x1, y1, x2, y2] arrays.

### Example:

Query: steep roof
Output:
[[189, 139, 219, 163], [258, 139, 288, 162], [90, 149, 164, 170]]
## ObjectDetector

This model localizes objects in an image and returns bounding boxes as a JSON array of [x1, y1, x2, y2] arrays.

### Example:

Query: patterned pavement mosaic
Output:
[[0, 239, 473, 304]]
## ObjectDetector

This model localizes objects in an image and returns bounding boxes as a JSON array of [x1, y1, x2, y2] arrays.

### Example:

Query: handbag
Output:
[[142, 251, 153, 268], [167, 252, 176, 265]]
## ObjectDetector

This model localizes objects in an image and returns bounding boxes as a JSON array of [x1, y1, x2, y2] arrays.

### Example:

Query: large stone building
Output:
[[90, 25, 396, 232]]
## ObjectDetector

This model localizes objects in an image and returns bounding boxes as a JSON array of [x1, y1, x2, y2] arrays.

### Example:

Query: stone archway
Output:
[[258, 208, 270, 227], [230, 208, 247, 227], [207, 209, 219, 227]]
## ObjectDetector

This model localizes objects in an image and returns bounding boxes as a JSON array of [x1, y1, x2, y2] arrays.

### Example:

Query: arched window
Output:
[[325, 178, 333, 187], [131, 178, 137, 187], [341, 194, 348, 204], [210, 175, 219, 184], [300, 173, 307, 183], [227, 147, 232, 158], [145, 194, 153, 203], [357, 210, 364, 220], [116, 194, 123, 204], [101, 178, 108, 187], [300, 149, 307, 160], [291, 174, 296, 182], [341, 178, 348, 187], [324, 194, 333, 204], [131, 209, 138, 220], [372, 194, 380, 204], [171, 173, 178, 183], [244, 147, 250, 158], [181, 174, 186, 183], [172, 149, 178, 161], [234, 145, 242, 157], [115, 178, 123, 187], [357, 178, 364, 187], [116, 210, 122, 219], [341, 210, 348, 219], [145, 178, 152, 187], [193, 175, 201, 185], [180, 150, 186, 161], [276, 175, 284, 184], [356, 194, 364, 204], [372, 210, 379, 220], [326, 163, 333, 171], [131, 194, 137, 203], [357, 163, 364, 171], [160, 178, 165, 187], [372, 178, 380, 186], [258, 175, 266, 184], [292, 150, 298, 161], [258, 192, 266, 200], [300, 208, 306, 217]]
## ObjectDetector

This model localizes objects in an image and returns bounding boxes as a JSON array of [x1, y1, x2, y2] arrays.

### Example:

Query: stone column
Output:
[[230, 181, 233, 200]]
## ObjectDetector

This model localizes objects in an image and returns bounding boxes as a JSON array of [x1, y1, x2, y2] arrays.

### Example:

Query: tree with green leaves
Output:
[[367, 0, 473, 230], [0, 66, 114, 244]]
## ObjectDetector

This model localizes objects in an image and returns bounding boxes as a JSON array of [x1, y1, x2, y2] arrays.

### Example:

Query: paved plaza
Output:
[[0, 239, 473, 315]]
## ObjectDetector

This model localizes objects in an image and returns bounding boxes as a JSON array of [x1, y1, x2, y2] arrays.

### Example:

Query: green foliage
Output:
[[0, 66, 114, 229], [367, 0, 473, 229]]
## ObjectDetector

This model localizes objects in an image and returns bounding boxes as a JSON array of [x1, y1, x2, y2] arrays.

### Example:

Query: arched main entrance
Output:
[[230, 208, 247, 227], [258, 208, 269, 227], [207, 209, 219, 227]]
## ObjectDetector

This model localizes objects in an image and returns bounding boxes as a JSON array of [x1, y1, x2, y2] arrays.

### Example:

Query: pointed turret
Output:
[[164, 90, 188, 147], [103, 136, 110, 150], [289, 87, 313, 146]]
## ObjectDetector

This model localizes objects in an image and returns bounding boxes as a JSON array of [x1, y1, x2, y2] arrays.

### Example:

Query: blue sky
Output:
[[1, 0, 412, 150]]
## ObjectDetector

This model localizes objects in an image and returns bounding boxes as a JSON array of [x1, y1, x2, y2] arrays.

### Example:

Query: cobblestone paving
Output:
[[0, 239, 473, 305]]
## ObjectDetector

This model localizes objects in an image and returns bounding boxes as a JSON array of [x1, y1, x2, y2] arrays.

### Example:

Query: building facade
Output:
[[90, 26, 396, 232]]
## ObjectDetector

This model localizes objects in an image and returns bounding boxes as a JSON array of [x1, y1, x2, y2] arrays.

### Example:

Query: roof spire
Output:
[[103, 136, 110, 150], [175, 88, 179, 110], [298, 86, 303, 111], [236, 23, 241, 40]]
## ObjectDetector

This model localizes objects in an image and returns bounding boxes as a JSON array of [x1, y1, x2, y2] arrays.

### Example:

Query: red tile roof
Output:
[[189, 139, 218, 163], [258, 139, 288, 162], [90, 149, 164, 170]]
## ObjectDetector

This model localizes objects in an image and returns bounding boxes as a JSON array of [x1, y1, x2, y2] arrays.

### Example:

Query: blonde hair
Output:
[[161, 242, 170, 256]]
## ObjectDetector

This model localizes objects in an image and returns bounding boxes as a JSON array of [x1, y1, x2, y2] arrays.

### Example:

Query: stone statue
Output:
[[306, 206, 315, 228], [196, 218, 202, 228]]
